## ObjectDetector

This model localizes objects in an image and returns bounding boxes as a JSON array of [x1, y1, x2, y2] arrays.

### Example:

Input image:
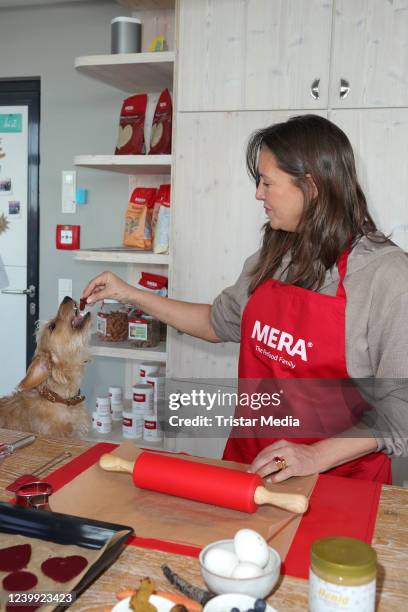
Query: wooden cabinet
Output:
[[330, 108, 408, 247], [177, 0, 333, 111], [330, 0, 408, 108], [168, 109, 328, 380]]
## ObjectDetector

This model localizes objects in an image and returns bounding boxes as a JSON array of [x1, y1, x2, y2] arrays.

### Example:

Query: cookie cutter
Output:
[[14, 481, 53, 511]]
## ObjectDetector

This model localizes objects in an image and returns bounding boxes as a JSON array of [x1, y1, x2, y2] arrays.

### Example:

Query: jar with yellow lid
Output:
[[309, 536, 376, 612]]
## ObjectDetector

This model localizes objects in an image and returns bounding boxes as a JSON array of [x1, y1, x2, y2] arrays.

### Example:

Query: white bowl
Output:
[[112, 594, 175, 612], [203, 593, 277, 612], [199, 539, 281, 598]]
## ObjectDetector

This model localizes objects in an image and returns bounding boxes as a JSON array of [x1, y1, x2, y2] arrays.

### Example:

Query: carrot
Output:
[[155, 591, 202, 612], [116, 588, 137, 600]]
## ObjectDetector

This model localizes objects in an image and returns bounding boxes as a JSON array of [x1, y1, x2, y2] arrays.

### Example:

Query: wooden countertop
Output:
[[0, 430, 407, 611]]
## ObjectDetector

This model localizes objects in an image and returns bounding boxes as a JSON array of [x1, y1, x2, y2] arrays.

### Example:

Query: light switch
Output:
[[62, 171, 76, 214], [58, 278, 72, 306]]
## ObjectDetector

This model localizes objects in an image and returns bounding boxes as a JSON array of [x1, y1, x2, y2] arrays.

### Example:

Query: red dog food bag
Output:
[[149, 89, 172, 155], [123, 187, 157, 249], [115, 93, 147, 155], [136, 272, 168, 296]]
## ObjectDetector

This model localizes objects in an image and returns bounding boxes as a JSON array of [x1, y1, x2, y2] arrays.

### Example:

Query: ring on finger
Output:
[[273, 455, 288, 471]]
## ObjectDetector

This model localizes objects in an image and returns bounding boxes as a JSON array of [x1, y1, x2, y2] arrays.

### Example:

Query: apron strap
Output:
[[336, 247, 350, 299]]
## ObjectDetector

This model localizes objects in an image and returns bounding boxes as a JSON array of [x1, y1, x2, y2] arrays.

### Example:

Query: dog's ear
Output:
[[17, 354, 51, 391]]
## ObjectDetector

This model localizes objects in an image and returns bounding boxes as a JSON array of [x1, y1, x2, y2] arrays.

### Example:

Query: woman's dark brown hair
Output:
[[247, 114, 379, 293]]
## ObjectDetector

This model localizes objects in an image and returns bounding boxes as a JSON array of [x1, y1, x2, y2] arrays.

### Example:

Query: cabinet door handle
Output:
[[310, 78, 320, 99], [340, 78, 350, 99]]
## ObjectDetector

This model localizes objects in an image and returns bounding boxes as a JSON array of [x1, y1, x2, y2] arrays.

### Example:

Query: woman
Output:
[[82, 115, 408, 484]]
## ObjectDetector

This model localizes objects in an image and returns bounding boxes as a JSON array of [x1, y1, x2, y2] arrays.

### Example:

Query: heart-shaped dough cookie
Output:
[[117, 124, 133, 149], [3, 570, 38, 591], [41, 555, 88, 583], [0, 544, 31, 572]]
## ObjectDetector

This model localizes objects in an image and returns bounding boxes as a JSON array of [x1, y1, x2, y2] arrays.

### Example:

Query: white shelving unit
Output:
[[90, 334, 167, 361], [74, 155, 172, 175], [84, 418, 164, 447], [75, 248, 170, 265], [74, 44, 174, 449], [75, 52, 175, 92]]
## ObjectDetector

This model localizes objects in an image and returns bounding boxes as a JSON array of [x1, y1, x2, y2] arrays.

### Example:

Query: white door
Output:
[[0, 106, 29, 394]]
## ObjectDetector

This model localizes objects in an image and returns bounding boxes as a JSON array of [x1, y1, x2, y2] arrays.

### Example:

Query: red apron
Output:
[[223, 249, 391, 484]]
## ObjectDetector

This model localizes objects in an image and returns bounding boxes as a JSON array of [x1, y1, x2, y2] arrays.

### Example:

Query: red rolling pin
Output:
[[99, 452, 308, 514]]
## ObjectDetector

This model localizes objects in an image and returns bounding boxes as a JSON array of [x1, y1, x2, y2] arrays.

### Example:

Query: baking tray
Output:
[[0, 501, 134, 611]]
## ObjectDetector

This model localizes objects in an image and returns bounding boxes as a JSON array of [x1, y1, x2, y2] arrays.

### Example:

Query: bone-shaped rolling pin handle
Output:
[[99, 454, 134, 474], [254, 486, 308, 514]]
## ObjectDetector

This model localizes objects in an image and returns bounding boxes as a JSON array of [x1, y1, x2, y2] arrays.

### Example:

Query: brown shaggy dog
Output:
[[0, 296, 91, 438]]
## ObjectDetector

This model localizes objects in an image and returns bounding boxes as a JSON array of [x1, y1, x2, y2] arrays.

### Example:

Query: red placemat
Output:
[[8, 443, 381, 578], [283, 475, 382, 579]]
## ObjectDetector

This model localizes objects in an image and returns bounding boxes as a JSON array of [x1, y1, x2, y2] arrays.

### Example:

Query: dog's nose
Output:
[[61, 296, 73, 304]]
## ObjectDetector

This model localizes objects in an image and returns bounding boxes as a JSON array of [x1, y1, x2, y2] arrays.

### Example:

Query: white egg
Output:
[[233, 528, 270, 568], [204, 547, 239, 577], [231, 562, 264, 579]]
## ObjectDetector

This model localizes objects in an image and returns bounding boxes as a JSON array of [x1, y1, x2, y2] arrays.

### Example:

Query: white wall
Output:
[[0, 0, 130, 405]]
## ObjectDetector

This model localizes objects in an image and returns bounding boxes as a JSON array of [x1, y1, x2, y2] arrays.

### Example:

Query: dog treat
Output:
[[129, 577, 156, 612], [149, 89, 172, 155], [97, 302, 129, 342], [115, 93, 147, 155], [41, 555, 88, 583], [161, 564, 214, 606], [0, 544, 31, 572], [128, 312, 160, 348], [155, 590, 204, 612], [79, 297, 87, 311], [2, 570, 38, 591]]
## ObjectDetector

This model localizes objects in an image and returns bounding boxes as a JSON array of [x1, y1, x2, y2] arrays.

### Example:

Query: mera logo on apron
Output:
[[251, 320, 309, 362]]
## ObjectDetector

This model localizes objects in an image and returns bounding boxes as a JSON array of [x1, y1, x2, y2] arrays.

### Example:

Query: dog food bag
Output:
[[97, 300, 129, 342], [115, 93, 147, 155], [152, 184, 171, 254], [123, 187, 156, 249], [148, 88, 172, 155], [135, 271, 168, 297]]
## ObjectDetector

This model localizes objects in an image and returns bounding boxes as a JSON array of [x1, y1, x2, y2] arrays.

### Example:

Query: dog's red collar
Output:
[[38, 386, 85, 407]]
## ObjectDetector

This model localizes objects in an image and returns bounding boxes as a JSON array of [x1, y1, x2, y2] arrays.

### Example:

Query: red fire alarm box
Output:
[[56, 225, 80, 250]]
